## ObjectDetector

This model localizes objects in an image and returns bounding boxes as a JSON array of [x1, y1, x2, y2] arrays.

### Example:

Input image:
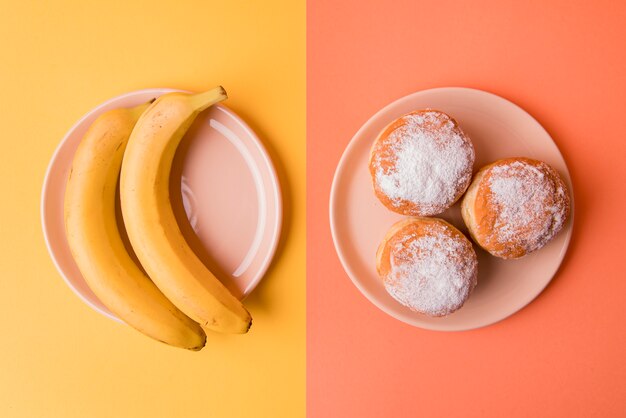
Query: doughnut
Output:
[[369, 109, 475, 216], [376, 217, 478, 317], [461, 157, 571, 259]]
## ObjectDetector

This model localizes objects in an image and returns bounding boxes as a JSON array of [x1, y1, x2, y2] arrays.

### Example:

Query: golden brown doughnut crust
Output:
[[369, 110, 475, 216], [461, 157, 570, 259], [376, 217, 478, 317]]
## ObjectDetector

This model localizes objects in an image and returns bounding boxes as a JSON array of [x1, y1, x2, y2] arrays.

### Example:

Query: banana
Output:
[[65, 103, 206, 350], [120, 87, 252, 334]]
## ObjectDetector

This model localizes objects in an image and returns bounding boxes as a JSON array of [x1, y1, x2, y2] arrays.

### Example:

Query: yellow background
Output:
[[0, 1, 305, 417]]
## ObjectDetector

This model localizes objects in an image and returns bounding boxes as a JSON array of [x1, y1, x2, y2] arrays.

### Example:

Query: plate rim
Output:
[[329, 86, 575, 332], [41, 88, 283, 321]]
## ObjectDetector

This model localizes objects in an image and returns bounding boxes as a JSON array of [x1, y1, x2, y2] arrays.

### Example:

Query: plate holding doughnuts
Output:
[[329, 87, 575, 330]]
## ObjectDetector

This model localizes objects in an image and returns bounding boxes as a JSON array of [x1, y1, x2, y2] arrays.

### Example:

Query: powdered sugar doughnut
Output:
[[376, 218, 478, 317], [369, 110, 475, 216], [461, 157, 570, 259]]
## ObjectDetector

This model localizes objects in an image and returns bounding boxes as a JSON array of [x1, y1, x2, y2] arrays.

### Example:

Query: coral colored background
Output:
[[307, 1, 626, 417]]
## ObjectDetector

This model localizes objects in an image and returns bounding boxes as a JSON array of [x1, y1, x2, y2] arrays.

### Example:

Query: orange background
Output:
[[307, 1, 626, 417]]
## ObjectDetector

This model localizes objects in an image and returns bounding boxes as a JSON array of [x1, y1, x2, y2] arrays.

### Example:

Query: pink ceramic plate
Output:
[[42, 88, 282, 321], [330, 87, 574, 331]]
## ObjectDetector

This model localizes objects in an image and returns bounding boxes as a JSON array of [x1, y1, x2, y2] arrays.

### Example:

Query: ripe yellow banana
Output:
[[65, 103, 206, 350], [120, 87, 252, 334]]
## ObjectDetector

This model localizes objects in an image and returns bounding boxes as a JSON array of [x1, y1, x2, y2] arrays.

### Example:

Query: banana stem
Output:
[[189, 86, 228, 111]]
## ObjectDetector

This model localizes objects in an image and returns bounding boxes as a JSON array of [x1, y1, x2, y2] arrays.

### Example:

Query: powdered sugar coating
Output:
[[382, 220, 478, 316], [476, 159, 570, 258], [370, 110, 475, 216]]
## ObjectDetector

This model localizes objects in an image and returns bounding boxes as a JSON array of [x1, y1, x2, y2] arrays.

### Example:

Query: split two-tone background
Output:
[[1, 1, 625, 417]]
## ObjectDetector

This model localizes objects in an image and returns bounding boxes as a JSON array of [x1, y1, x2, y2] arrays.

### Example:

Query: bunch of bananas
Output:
[[64, 87, 252, 351]]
